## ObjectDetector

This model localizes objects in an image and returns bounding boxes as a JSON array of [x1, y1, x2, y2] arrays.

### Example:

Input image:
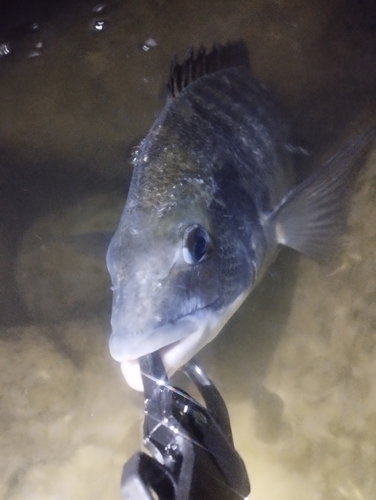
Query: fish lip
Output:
[[117, 305, 219, 391], [109, 303, 215, 363], [120, 333, 203, 392], [113, 290, 249, 391]]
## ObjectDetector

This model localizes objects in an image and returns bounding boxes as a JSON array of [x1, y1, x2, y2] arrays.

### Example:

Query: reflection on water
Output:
[[1, 0, 376, 498]]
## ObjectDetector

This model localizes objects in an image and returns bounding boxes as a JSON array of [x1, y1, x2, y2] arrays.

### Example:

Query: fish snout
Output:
[[108, 288, 161, 361]]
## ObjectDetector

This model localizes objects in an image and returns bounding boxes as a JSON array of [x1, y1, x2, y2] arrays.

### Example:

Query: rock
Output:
[[0, 319, 142, 500], [0, 316, 317, 500], [15, 193, 123, 323]]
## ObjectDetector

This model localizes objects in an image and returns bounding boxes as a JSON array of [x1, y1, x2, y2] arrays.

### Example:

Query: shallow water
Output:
[[1, 0, 376, 498]]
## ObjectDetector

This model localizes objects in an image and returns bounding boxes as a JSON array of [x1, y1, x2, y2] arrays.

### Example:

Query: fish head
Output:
[[107, 184, 257, 390]]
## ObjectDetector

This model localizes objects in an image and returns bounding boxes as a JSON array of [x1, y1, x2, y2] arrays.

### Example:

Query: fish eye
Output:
[[182, 225, 212, 264]]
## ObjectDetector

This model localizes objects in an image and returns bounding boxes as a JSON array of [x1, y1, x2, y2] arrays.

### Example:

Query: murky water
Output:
[[1, 0, 376, 498]]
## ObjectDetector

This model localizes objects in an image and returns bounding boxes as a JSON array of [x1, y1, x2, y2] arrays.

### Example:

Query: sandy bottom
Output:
[[2, 151, 376, 499]]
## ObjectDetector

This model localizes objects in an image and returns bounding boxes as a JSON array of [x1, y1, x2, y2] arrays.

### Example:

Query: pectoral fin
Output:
[[272, 128, 376, 261]]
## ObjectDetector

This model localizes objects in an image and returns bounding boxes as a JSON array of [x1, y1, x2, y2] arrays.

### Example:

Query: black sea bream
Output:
[[106, 41, 374, 390]]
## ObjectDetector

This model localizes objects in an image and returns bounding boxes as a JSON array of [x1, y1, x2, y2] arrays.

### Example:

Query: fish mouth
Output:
[[109, 306, 220, 391]]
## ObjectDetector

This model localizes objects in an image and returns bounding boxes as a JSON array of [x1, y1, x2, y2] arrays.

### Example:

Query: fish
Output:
[[106, 41, 375, 391]]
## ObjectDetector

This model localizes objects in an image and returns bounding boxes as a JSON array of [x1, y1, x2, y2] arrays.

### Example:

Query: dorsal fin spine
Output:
[[168, 40, 250, 98]]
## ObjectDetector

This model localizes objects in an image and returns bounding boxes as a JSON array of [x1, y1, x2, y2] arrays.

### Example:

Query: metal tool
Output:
[[120, 352, 250, 500]]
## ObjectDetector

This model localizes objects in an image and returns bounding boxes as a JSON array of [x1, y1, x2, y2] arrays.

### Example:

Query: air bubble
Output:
[[26, 41, 43, 59], [141, 38, 157, 51], [27, 50, 41, 59], [0, 42, 11, 58], [92, 3, 107, 13], [89, 19, 108, 32]]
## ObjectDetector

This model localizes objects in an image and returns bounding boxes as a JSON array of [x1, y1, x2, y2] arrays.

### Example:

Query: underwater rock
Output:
[[0, 319, 141, 499], [15, 193, 123, 324]]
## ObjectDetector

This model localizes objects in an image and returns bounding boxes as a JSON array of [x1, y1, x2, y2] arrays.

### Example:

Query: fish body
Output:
[[107, 42, 374, 390]]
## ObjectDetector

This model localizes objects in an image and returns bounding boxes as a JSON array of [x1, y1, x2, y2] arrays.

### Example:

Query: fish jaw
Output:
[[109, 313, 200, 361], [111, 291, 248, 391]]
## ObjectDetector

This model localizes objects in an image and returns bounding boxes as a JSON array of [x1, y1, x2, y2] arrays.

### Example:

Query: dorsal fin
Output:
[[168, 40, 250, 98]]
